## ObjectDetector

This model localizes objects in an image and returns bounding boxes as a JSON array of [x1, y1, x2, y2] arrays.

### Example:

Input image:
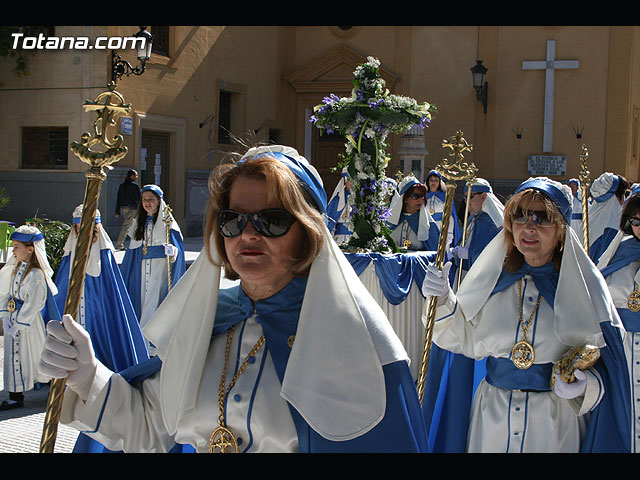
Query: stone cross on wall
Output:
[[522, 40, 579, 153]]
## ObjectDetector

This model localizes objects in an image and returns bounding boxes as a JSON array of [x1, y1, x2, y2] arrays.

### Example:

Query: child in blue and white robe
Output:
[[120, 185, 186, 350], [0, 225, 57, 409]]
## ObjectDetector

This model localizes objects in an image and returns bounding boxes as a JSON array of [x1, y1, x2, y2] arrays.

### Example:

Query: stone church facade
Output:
[[1, 25, 639, 238]]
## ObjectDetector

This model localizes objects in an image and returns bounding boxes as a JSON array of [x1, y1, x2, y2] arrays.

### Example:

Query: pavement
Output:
[[0, 237, 206, 453]]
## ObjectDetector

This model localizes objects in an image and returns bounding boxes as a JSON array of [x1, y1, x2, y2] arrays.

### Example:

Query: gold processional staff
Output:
[[416, 131, 477, 405], [578, 144, 591, 254], [39, 82, 132, 453]]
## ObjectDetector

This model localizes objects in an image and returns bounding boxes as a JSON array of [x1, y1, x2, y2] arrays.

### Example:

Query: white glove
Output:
[[163, 243, 178, 258], [2, 317, 18, 338], [39, 314, 98, 402], [553, 369, 587, 399], [451, 246, 469, 260], [422, 261, 452, 297]]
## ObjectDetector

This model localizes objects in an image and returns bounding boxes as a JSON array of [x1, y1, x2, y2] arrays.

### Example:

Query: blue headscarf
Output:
[[239, 146, 327, 215], [141, 184, 164, 199], [515, 177, 572, 224]]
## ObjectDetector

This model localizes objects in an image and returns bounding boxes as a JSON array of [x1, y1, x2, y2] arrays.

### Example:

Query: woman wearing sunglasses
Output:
[[40, 145, 427, 453], [119, 184, 186, 352], [387, 176, 439, 251], [422, 177, 630, 452], [596, 191, 640, 452]]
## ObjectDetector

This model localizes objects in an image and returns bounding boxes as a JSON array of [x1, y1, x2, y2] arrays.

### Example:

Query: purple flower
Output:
[[379, 208, 391, 220]]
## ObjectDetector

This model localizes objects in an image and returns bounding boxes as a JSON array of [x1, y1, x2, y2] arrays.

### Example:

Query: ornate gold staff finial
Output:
[[416, 130, 477, 405], [578, 144, 591, 253], [39, 82, 132, 453]]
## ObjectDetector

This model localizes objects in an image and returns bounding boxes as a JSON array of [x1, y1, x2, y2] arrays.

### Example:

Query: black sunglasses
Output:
[[628, 216, 640, 227], [511, 208, 554, 228], [218, 208, 297, 238]]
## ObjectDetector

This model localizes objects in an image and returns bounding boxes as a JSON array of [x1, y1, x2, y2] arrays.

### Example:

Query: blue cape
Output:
[[119, 225, 186, 321], [590, 227, 620, 264], [54, 249, 150, 373], [422, 262, 631, 452]]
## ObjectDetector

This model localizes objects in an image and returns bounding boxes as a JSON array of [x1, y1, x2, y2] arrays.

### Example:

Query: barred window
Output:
[[21, 127, 68, 170], [150, 26, 170, 57]]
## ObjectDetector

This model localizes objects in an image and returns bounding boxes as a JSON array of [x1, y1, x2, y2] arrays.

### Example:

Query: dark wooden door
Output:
[[312, 128, 345, 197], [141, 130, 170, 197]]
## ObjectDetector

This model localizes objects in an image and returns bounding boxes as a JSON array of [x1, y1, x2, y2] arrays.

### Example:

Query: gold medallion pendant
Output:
[[512, 340, 535, 369], [628, 287, 640, 312], [209, 425, 239, 453], [7, 297, 16, 313], [512, 279, 542, 370], [209, 326, 265, 453]]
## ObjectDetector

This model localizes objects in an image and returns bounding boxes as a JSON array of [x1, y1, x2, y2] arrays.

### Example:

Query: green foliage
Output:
[[27, 217, 71, 277], [0, 26, 51, 78], [311, 56, 436, 252]]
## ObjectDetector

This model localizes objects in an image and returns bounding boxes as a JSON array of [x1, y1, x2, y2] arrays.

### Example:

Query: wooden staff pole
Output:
[[455, 178, 476, 291], [39, 83, 131, 453], [416, 131, 477, 404]]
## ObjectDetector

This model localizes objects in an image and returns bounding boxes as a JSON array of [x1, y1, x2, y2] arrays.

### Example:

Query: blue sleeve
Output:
[[580, 321, 631, 452]]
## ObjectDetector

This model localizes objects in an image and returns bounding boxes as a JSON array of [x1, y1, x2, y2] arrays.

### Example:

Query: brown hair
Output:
[[203, 155, 326, 280], [502, 189, 566, 272], [134, 190, 161, 242], [11, 240, 41, 279], [621, 193, 640, 235], [73, 223, 100, 243]]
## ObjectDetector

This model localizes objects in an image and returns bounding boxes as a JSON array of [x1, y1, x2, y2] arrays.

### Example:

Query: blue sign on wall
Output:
[[120, 116, 133, 136]]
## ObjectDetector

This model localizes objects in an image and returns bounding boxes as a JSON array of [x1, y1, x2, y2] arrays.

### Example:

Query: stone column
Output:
[[398, 125, 429, 180]]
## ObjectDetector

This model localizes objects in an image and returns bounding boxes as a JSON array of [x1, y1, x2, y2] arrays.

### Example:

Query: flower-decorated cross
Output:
[[311, 57, 436, 252]]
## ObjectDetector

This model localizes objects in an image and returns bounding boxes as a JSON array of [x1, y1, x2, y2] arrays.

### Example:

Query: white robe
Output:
[[126, 215, 181, 330], [0, 262, 51, 392], [599, 247, 640, 452], [432, 276, 604, 452]]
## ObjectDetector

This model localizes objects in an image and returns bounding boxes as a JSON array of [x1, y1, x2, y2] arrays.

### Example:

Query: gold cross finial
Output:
[[437, 130, 477, 182], [442, 130, 473, 163], [70, 82, 132, 170]]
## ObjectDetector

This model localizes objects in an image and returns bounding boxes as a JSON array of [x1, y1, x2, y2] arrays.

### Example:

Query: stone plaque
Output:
[[527, 154, 566, 176]]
